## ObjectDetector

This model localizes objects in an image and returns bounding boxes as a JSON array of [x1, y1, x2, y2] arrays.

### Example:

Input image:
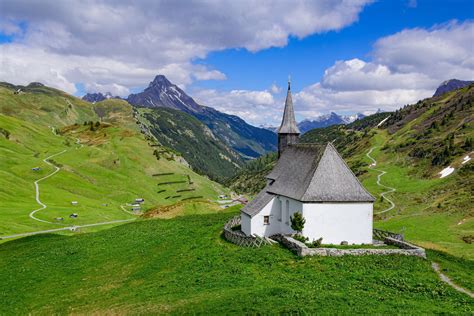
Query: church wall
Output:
[[302, 202, 373, 244], [246, 196, 302, 237], [241, 212, 252, 236]]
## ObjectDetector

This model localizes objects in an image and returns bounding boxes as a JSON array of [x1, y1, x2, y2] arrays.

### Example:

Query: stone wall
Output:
[[275, 235, 426, 258], [223, 215, 273, 248]]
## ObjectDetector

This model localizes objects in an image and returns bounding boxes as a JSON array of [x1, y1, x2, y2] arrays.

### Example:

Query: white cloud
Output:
[[294, 21, 474, 119], [373, 21, 474, 80], [0, 0, 371, 94], [270, 83, 282, 94], [193, 88, 282, 126]]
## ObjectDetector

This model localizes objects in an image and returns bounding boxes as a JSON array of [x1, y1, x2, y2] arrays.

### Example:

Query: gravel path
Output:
[[0, 219, 134, 240], [29, 150, 68, 224], [431, 262, 474, 298], [366, 147, 396, 215]]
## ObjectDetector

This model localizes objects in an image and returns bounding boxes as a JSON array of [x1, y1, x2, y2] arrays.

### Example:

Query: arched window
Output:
[[278, 199, 282, 222]]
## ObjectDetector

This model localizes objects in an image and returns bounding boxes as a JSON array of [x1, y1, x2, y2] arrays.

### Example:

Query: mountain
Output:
[[136, 107, 242, 182], [433, 79, 474, 97], [126, 75, 277, 158], [297, 112, 366, 134], [82, 92, 119, 103], [0, 81, 224, 236]]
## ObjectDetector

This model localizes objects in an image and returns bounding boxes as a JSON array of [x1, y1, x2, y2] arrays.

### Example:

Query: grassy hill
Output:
[[229, 86, 473, 260], [0, 83, 225, 237], [0, 209, 472, 314]]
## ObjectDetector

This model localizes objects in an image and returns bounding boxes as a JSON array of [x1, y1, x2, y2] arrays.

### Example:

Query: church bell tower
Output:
[[277, 78, 300, 157]]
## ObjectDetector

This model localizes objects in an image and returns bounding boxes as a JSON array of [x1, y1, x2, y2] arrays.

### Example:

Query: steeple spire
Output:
[[277, 77, 300, 157], [278, 78, 300, 134]]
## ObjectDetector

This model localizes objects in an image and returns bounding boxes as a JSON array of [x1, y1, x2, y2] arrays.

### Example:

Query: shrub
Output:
[[0, 127, 10, 139], [292, 234, 308, 243], [290, 212, 306, 234], [306, 237, 323, 248]]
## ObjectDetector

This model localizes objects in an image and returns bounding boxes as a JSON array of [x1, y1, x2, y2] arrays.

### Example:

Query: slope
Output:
[[136, 107, 242, 182], [0, 84, 225, 237], [0, 210, 472, 314], [229, 85, 472, 260], [126, 75, 277, 159]]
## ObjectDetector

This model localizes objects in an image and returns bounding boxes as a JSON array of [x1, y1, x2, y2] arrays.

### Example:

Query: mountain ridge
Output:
[[125, 75, 277, 158]]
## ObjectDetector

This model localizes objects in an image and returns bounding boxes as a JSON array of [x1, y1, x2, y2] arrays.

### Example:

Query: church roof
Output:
[[241, 143, 375, 217], [268, 143, 374, 202], [240, 189, 274, 217], [277, 82, 300, 134]]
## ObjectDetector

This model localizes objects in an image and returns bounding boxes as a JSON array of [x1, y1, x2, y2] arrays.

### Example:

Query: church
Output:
[[240, 81, 375, 245]]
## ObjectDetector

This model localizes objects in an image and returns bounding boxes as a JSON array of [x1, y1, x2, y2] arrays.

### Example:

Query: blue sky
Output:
[[192, 0, 474, 93], [1, 0, 473, 125]]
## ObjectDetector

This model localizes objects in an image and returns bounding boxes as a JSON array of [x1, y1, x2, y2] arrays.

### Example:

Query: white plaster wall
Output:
[[241, 212, 251, 235], [302, 203, 373, 244], [244, 196, 302, 237]]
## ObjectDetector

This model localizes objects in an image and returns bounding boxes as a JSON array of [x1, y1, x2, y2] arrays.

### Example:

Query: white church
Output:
[[241, 81, 375, 245]]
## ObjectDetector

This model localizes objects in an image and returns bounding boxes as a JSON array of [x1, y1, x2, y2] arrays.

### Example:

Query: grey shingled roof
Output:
[[241, 189, 275, 217], [241, 143, 375, 217], [277, 83, 300, 134], [266, 143, 375, 203]]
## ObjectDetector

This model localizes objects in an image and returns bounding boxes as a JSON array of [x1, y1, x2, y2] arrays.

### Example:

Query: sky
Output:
[[0, 0, 473, 126]]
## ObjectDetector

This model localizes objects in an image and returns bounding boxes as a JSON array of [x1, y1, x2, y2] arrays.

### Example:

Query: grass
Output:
[[0, 210, 472, 314], [0, 87, 226, 238], [346, 129, 474, 262]]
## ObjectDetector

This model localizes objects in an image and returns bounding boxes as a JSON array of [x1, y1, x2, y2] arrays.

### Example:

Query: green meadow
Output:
[[0, 86, 226, 237], [0, 210, 472, 314]]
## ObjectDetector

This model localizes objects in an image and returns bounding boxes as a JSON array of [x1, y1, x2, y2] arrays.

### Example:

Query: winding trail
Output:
[[4, 136, 138, 240], [29, 150, 68, 224], [431, 262, 474, 298], [366, 147, 396, 215], [0, 219, 134, 240]]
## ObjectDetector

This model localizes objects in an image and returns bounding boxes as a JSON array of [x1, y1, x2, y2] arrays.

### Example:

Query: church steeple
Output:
[[277, 78, 300, 157]]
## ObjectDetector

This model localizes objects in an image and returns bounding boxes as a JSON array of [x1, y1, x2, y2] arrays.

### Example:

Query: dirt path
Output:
[[366, 147, 396, 215], [29, 150, 68, 224], [25, 138, 136, 234], [431, 262, 474, 298], [0, 219, 135, 240]]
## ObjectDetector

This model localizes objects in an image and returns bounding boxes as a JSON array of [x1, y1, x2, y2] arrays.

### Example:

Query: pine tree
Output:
[[290, 212, 306, 235]]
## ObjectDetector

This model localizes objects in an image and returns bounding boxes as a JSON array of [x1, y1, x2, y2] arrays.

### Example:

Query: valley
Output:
[[0, 80, 472, 313], [0, 83, 226, 238]]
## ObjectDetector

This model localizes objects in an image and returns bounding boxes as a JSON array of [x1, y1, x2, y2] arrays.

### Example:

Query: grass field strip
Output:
[[29, 150, 68, 225], [0, 219, 134, 240], [366, 147, 396, 215], [431, 262, 474, 298]]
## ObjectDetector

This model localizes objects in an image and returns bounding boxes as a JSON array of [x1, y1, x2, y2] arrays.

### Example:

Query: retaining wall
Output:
[[273, 235, 426, 258]]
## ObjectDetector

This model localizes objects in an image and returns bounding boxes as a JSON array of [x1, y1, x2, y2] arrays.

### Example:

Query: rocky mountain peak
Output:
[[127, 74, 202, 113], [433, 79, 474, 97], [82, 92, 119, 103]]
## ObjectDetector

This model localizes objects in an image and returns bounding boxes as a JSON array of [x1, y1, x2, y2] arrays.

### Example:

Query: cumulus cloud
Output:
[[0, 0, 370, 94], [193, 88, 282, 126], [294, 21, 474, 119], [373, 21, 474, 80]]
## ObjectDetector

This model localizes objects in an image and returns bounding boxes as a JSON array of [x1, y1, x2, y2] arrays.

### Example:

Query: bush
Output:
[[290, 212, 306, 234], [306, 237, 323, 248], [292, 234, 308, 243], [0, 127, 10, 139]]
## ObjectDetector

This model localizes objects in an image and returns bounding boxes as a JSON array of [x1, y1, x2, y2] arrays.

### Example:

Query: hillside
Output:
[[136, 107, 242, 182], [0, 209, 472, 314], [0, 83, 225, 237], [125, 75, 277, 159], [228, 86, 473, 259]]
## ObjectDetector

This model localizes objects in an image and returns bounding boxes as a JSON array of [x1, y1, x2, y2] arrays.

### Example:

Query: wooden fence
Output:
[[373, 228, 404, 241], [223, 216, 273, 248]]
